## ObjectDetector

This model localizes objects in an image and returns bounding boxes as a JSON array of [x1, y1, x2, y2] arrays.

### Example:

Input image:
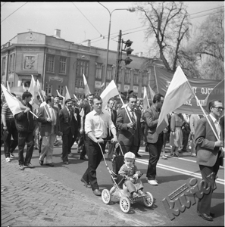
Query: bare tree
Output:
[[135, 2, 191, 72]]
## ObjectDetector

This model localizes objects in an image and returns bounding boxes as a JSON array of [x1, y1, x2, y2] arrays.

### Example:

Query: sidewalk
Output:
[[1, 155, 132, 226]]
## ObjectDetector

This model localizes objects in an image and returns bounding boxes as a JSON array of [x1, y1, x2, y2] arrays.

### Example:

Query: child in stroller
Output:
[[118, 152, 145, 198]]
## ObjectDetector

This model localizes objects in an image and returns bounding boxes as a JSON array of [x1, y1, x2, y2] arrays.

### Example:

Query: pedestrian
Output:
[[59, 99, 76, 164], [79, 94, 93, 160], [1, 93, 18, 162], [105, 98, 117, 159], [142, 93, 164, 186], [181, 114, 190, 152], [116, 93, 142, 157], [189, 114, 200, 156], [14, 91, 36, 170], [81, 95, 117, 196], [169, 112, 184, 157], [38, 96, 61, 166], [195, 100, 224, 221]]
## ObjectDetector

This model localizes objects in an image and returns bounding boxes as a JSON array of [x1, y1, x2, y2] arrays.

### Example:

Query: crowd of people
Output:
[[1, 89, 224, 221]]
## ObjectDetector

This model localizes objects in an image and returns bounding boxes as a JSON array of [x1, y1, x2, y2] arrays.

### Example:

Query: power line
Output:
[[189, 6, 223, 16], [190, 10, 224, 19], [1, 2, 28, 23], [72, 2, 103, 37], [1, 2, 7, 7]]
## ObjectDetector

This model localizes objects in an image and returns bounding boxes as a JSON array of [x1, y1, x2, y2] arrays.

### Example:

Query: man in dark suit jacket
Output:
[[195, 100, 224, 222], [142, 93, 164, 186], [116, 93, 141, 156], [59, 99, 76, 164]]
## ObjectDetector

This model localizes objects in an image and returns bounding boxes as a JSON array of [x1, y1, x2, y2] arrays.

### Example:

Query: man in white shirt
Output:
[[81, 95, 117, 196]]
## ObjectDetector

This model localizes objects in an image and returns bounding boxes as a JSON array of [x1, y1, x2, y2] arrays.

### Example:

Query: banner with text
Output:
[[151, 67, 222, 115]]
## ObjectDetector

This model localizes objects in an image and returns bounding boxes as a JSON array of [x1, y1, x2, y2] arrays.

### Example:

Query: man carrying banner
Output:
[[195, 100, 224, 221], [14, 91, 36, 170], [116, 93, 142, 156], [142, 93, 164, 186]]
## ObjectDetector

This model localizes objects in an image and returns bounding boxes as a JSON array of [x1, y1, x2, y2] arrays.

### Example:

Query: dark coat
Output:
[[116, 107, 141, 146], [195, 115, 223, 167], [14, 102, 35, 133]]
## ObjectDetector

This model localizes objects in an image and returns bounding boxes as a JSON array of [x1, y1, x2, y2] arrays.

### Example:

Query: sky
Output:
[[1, 1, 224, 57]]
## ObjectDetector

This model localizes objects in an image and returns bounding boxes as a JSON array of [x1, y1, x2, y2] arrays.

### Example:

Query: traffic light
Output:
[[122, 39, 133, 65]]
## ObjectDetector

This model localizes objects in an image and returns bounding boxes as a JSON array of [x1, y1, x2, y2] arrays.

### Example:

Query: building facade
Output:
[[1, 30, 154, 98]]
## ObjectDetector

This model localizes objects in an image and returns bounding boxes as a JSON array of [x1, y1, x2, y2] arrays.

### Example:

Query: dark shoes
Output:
[[24, 163, 35, 168], [93, 189, 101, 196], [63, 161, 69, 165], [39, 160, 43, 166], [198, 212, 213, 221], [81, 178, 91, 188], [80, 156, 88, 160], [46, 163, 54, 167]]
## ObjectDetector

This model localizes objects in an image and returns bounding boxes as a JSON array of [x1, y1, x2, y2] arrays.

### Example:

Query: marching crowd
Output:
[[1, 88, 224, 221]]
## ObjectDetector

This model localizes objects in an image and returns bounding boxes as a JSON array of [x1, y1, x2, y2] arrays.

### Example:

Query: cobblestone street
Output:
[[1, 156, 134, 226]]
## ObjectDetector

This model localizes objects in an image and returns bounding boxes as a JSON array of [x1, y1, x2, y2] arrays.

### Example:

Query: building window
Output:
[[106, 66, 112, 81], [142, 72, 148, 85], [124, 69, 131, 84], [45, 84, 52, 95], [95, 63, 102, 80], [75, 78, 83, 88], [133, 71, 139, 85], [46, 55, 55, 72], [118, 68, 122, 83], [1, 57, 6, 76], [59, 57, 67, 74], [58, 85, 64, 95], [76, 60, 89, 78]]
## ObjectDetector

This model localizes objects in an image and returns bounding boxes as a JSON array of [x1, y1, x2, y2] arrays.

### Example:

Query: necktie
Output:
[[131, 110, 137, 129]]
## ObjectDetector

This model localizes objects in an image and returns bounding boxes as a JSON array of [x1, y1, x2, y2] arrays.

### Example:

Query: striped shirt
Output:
[[1, 103, 14, 120]]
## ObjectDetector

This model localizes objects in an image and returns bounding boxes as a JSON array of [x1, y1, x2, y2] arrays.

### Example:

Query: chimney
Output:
[[138, 52, 143, 57], [87, 39, 91, 47], [54, 29, 61, 38]]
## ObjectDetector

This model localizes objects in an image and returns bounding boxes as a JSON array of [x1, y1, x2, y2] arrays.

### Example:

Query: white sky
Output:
[[1, 1, 224, 56]]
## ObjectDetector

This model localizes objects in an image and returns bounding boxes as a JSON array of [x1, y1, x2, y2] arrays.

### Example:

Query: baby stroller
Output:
[[98, 142, 154, 213]]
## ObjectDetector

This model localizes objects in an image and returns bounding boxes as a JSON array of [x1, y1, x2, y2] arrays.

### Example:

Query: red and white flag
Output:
[[1, 84, 27, 116], [65, 86, 71, 100], [143, 86, 150, 111], [156, 66, 194, 134], [83, 74, 91, 96], [100, 80, 119, 109]]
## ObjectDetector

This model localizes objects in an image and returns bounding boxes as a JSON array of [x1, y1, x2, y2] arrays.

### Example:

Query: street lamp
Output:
[[99, 3, 135, 89]]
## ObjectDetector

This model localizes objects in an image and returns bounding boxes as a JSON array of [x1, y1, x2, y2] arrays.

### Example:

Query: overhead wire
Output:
[[1, 2, 28, 23]]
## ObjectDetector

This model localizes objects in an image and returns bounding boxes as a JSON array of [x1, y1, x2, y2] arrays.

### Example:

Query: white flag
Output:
[[65, 86, 71, 100], [83, 74, 91, 96], [100, 80, 119, 109]]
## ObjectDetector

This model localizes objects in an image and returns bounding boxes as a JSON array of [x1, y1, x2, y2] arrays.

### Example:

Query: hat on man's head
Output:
[[124, 152, 135, 159]]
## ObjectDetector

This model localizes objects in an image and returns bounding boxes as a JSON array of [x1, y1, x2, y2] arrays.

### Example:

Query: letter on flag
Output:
[[83, 74, 91, 96], [100, 80, 119, 109], [203, 79, 224, 107], [143, 86, 150, 111], [156, 66, 194, 134], [1, 84, 27, 116]]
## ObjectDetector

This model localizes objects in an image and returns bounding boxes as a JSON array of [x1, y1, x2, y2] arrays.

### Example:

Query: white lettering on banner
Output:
[[197, 99, 206, 106], [201, 87, 213, 95], [183, 99, 192, 106], [192, 87, 197, 94]]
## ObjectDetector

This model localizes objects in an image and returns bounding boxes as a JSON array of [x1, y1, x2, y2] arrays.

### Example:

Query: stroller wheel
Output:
[[143, 192, 154, 207], [102, 189, 111, 204], [120, 197, 131, 213]]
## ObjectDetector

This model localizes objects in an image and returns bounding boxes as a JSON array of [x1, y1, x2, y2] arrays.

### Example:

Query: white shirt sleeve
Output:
[[85, 113, 92, 134]]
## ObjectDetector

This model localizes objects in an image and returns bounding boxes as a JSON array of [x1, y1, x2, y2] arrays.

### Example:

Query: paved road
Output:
[[1, 144, 224, 226]]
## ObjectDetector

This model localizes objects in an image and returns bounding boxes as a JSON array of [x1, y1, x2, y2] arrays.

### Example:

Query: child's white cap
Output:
[[124, 152, 135, 159]]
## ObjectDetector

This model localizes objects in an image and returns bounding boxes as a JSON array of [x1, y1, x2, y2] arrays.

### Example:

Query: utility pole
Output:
[[114, 30, 122, 86]]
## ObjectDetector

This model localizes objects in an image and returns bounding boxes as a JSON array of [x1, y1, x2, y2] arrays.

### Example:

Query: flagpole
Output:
[[118, 94, 132, 123], [186, 81, 220, 141]]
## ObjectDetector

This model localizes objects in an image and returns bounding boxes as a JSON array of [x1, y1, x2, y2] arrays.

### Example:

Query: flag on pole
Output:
[[65, 86, 71, 100], [7, 81, 11, 93], [28, 75, 39, 109], [143, 86, 150, 111], [203, 79, 224, 108], [83, 74, 91, 96], [100, 80, 120, 109], [1, 84, 27, 116], [73, 94, 78, 101], [148, 84, 155, 100], [156, 66, 194, 134]]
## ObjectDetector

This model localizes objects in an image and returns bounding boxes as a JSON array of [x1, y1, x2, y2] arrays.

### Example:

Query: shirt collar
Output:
[[93, 109, 104, 115]]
